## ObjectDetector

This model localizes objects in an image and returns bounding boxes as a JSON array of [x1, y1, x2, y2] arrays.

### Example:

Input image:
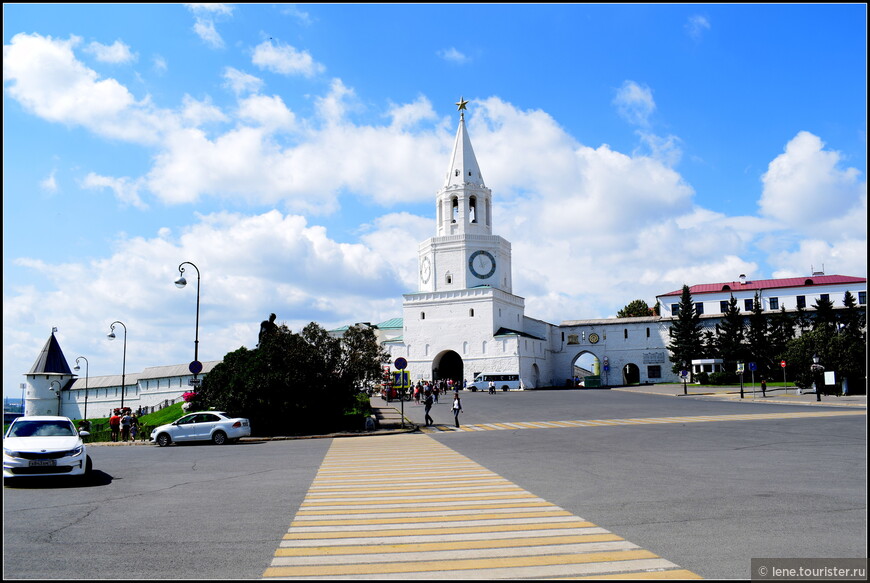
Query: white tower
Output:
[[401, 98, 526, 384], [418, 97, 513, 294], [24, 329, 74, 416]]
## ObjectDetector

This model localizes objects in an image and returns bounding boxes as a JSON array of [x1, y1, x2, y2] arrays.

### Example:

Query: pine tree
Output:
[[715, 295, 746, 371], [667, 285, 703, 376], [746, 292, 772, 378]]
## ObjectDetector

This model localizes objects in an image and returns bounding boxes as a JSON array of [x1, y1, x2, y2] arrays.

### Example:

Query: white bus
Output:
[[468, 374, 521, 392]]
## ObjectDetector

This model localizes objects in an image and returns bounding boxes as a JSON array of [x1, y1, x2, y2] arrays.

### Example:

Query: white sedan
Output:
[[3, 416, 92, 480], [151, 411, 251, 447]]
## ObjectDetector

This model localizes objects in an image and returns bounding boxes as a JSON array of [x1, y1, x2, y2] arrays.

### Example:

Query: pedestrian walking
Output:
[[761, 379, 767, 397], [424, 392, 434, 426], [488, 380, 496, 395], [109, 411, 121, 442], [452, 391, 462, 427]]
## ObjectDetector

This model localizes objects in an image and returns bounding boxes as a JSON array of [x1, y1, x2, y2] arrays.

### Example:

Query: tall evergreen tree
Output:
[[667, 285, 703, 376], [768, 306, 796, 373], [746, 292, 772, 378], [833, 291, 867, 393], [812, 295, 837, 332], [715, 295, 746, 371]]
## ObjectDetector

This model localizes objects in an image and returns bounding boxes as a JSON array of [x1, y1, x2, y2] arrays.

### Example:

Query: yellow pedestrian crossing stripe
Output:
[[419, 409, 864, 433], [263, 435, 702, 579]]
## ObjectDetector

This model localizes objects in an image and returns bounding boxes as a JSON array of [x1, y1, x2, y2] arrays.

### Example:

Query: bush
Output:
[[709, 371, 739, 385], [696, 372, 709, 385]]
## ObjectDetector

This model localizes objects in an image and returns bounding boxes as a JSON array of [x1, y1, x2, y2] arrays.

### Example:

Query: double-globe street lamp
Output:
[[174, 261, 203, 381], [74, 356, 89, 421], [107, 321, 127, 410]]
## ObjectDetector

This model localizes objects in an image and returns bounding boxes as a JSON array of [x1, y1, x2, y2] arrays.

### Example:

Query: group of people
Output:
[[418, 383, 463, 428], [107, 408, 141, 442]]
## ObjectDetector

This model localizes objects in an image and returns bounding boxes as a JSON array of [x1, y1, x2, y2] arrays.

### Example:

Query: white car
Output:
[[3, 416, 92, 480], [151, 411, 251, 447]]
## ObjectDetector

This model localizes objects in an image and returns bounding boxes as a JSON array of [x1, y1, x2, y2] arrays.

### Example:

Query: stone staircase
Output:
[[372, 403, 414, 429]]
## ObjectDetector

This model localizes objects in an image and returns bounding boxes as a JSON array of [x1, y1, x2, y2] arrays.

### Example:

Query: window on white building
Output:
[[797, 295, 806, 308], [744, 299, 753, 311], [769, 297, 779, 310], [695, 302, 704, 315], [859, 291, 866, 305]]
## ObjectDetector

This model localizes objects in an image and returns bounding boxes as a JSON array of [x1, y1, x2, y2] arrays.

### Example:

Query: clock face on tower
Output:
[[469, 250, 496, 279], [420, 256, 431, 283]]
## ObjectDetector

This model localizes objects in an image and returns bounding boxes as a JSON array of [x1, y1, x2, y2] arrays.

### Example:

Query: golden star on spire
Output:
[[456, 96, 469, 112]]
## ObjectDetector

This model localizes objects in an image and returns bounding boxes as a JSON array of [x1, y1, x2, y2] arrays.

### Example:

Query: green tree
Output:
[[191, 322, 387, 435], [812, 295, 837, 332], [832, 291, 867, 393], [667, 285, 703, 376], [746, 292, 772, 378], [617, 299, 653, 318], [715, 295, 746, 371], [768, 306, 795, 376]]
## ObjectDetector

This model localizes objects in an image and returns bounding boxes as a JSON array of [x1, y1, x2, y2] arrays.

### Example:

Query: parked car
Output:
[[3, 416, 92, 480], [150, 411, 251, 447]]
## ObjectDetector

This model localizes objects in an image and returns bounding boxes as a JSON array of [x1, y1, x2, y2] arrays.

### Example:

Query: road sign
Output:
[[188, 378, 201, 386], [680, 370, 689, 378], [737, 363, 745, 373], [780, 360, 786, 368], [189, 360, 203, 375], [394, 357, 407, 370], [749, 362, 757, 371]]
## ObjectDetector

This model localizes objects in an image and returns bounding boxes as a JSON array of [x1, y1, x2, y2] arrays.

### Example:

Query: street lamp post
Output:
[[107, 321, 127, 410], [811, 354, 825, 402], [174, 261, 202, 380], [74, 356, 89, 421], [50, 380, 62, 416]]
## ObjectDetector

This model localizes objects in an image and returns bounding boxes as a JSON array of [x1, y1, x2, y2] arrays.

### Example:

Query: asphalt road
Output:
[[4, 389, 866, 579]]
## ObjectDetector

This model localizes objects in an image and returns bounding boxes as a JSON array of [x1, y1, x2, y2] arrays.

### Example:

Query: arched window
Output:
[[469, 196, 477, 223], [469, 309, 474, 317], [420, 312, 425, 320]]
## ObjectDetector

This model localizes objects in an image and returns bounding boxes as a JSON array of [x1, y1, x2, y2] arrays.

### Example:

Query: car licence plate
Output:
[[29, 459, 57, 467]]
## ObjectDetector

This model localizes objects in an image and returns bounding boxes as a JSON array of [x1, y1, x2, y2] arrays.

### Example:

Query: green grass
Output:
[[76, 403, 187, 443]]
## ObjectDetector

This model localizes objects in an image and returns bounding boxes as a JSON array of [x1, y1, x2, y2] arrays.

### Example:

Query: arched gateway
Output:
[[432, 350, 463, 386]]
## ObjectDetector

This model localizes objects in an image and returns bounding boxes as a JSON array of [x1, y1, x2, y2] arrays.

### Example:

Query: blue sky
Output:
[[3, 3, 866, 398]]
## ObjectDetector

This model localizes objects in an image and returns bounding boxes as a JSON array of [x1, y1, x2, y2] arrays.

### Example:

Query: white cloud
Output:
[[82, 173, 148, 209], [3, 33, 167, 144], [84, 39, 137, 64], [251, 40, 325, 77], [180, 94, 229, 127], [186, 3, 234, 49], [237, 94, 296, 131], [613, 80, 655, 127], [437, 47, 469, 64], [759, 131, 866, 238], [152, 55, 168, 74], [40, 170, 58, 193], [222, 67, 264, 95], [686, 15, 711, 41]]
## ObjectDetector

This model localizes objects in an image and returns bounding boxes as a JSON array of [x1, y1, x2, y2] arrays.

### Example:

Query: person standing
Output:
[[109, 411, 121, 442], [424, 392, 434, 426], [452, 391, 462, 428], [760, 379, 767, 397], [120, 410, 132, 442]]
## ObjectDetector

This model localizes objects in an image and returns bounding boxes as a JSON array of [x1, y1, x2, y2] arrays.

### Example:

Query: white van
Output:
[[468, 374, 521, 392]]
